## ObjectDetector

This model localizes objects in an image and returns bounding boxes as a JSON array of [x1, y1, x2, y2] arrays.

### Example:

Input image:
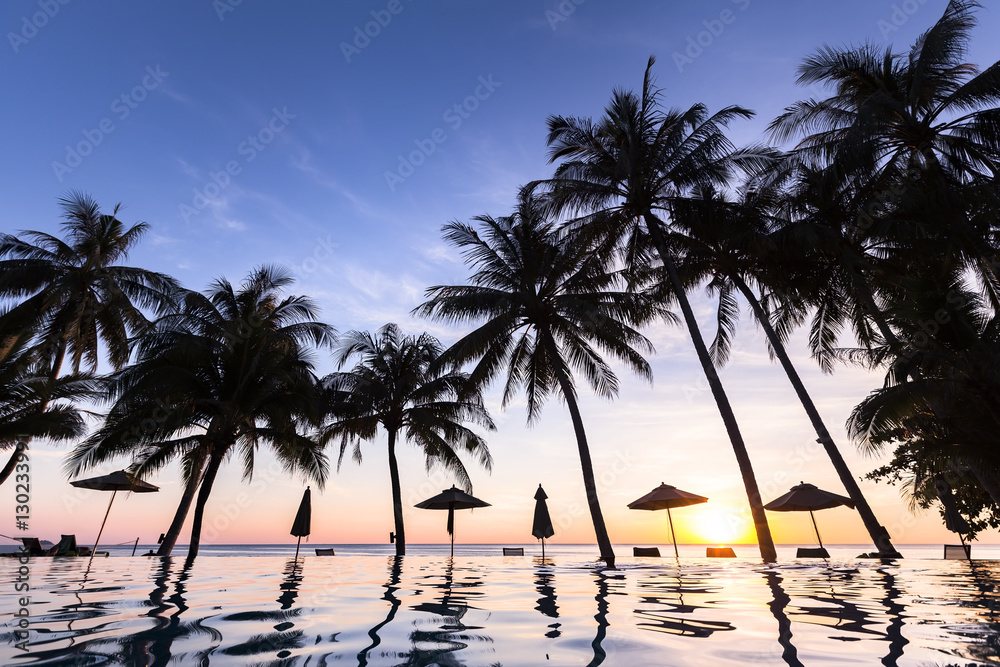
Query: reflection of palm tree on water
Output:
[[763, 570, 804, 667], [358, 556, 404, 666]]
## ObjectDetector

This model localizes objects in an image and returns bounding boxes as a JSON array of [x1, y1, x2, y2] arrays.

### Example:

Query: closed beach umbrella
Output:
[[415, 485, 490, 557], [70, 470, 158, 563], [290, 486, 311, 560], [628, 483, 708, 558], [764, 482, 854, 549], [532, 484, 555, 558]]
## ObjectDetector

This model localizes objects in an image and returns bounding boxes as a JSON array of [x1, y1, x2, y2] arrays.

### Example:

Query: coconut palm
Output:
[[539, 57, 779, 561], [0, 192, 179, 485], [67, 265, 334, 559], [671, 186, 900, 554], [319, 323, 494, 557], [0, 307, 95, 458], [768, 0, 1000, 293], [847, 267, 1000, 507], [416, 192, 667, 568]]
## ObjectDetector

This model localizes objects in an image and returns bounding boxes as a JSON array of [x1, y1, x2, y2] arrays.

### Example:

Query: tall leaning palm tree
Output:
[[67, 265, 334, 559], [416, 192, 667, 568], [0, 192, 179, 485], [671, 188, 899, 554], [540, 57, 779, 561], [319, 323, 495, 557]]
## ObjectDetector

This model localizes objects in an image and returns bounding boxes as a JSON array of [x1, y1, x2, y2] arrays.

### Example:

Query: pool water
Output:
[[2, 552, 998, 666]]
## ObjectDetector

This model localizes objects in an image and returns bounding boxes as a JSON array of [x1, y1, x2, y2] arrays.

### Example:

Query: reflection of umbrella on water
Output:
[[532, 484, 555, 558], [415, 486, 490, 557], [765, 482, 854, 551], [290, 487, 311, 560], [70, 470, 158, 564], [628, 483, 708, 559]]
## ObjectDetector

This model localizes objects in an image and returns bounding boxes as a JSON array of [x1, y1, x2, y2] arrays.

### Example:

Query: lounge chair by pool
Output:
[[633, 547, 661, 557]]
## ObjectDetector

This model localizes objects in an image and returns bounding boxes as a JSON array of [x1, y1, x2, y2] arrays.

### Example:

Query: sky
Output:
[[2, 0, 999, 550]]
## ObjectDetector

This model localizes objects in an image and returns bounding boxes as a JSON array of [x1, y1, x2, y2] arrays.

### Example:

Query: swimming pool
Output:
[[2, 551, 997, 665]]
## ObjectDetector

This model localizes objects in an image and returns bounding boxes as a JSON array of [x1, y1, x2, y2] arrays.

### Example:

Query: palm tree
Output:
[[67, 265, 334, 559], [0, 308, 95, 458], [768, 0, 1000, 294], [0, 192, 179, 485], [539, 57, 780, 561], [847, 267, 1000, 507], [319, 323, 494, 557], [416, 192, 667, 568], [670, 187, 899, 554]]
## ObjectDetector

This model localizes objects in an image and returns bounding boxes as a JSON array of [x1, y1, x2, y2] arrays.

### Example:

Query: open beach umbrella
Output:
[[415, 485, 490, 557], [290, 487, 311, 560], [532, 484, 555, 558], [70, 470, 158, 563], [628, 483, 708, 558], [764, 482, 855, 550]]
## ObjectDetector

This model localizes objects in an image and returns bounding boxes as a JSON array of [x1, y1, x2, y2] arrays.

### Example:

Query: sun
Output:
[[685, 507, 749, 544]]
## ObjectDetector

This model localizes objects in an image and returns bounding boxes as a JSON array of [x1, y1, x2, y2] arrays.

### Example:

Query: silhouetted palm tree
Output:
[[0, 308, 94, 458], [0, 192, 179, 485], [67, 265, 334, 559], [671, 187, 899, 554], [416, 192, 667, 568], [540, 57, 779, 561], [769, 0, 1000, 294], [320, 323, 494, 557]]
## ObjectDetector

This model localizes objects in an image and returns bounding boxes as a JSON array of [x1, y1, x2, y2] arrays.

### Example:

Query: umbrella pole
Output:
[[541, 537, 545, 559], [89, 489, 117, 566], [295, 535, 302, 561], [667, 507, 679, 559], [809, 510, 824, 549]]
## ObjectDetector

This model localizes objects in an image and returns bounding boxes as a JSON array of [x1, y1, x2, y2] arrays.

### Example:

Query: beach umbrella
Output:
[[764, 482, 855, 550], [415, 485, 490, 557], [290, 486, 311, 560], [70, 470, 158, 563], [532, 484, 555, 558], [628, 483, 708, 558]]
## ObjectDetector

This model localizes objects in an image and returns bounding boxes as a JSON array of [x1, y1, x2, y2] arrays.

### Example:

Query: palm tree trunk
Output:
[[0, 446, 22, 485], [645, 213, 777, 562], [156, 454, 206, 556], [387, 428, 406, 557], [186, 455, 222, 561], [733, 275, 899, 555], [544, 334, 616, 568]]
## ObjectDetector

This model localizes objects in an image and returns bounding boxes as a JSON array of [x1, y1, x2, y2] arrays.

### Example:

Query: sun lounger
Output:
[[314, 548, 335, 556], [706, 547, 736, 558], [633, 547, 661, 557], [502, 547, 524, 555], [944, 544, 971, 559], [796, 547, 830, 558], [47, 534, 80, 557], [20, 537, 46, 556]]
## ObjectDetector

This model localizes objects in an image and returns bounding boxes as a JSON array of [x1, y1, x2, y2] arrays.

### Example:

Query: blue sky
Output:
[[3, 0, 999, 548]]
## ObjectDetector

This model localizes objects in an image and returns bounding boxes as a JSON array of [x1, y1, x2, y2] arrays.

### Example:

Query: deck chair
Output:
[[706, 547, 736, 558], [20, 537, 45, 556], [944, 544, 971, 559], [502, 547, 524, 556], [633, 547, 661, 557], [796, 547, 830, 558], [314, 548, 335, 556], [47, 534, 79, 557]]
